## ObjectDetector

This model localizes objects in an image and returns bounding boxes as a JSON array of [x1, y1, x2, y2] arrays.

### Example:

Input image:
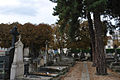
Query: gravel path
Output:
[[87, 62, 120, 80], [81, 62, 90, 80], [61, 62, 90, 80], [61, 61, 120, 80]]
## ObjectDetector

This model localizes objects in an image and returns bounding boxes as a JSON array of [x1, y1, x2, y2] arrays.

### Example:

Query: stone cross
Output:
[[10, 26, 19, 47]]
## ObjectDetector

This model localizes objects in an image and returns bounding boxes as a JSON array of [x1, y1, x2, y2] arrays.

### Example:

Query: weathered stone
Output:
[[10, 36, 24, 80]]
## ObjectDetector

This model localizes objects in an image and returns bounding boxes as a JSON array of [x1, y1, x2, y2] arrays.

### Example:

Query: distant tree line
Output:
[[0, 21, 92, 58], [0, 22, 53, 58]]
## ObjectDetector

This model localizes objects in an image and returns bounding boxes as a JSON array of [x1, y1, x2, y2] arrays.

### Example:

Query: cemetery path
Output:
[[81, 62, 90, 80], [61, 62, 83, 80], [87, 62, 120, 80], [61, 62, 120, 80]]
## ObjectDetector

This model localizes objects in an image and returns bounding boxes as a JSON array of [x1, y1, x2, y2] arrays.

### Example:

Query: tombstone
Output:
[[44, 40, 48, 66], [77, 53, 80, 61], [48, 49, 54, 63], [85, 53, 91, 61], [24, 47, 29, 57], [72, 53, 75, 58], [40, 56, 44, 67], [5, 48, 8, 51], [110, 62, 120, 72], [0, 54, 10, 79], [2, 48, 4, 51], [106, 53, 115, 66], [10, 35, 24, 80], [9, 26, 19, 79], [23, 47, 30, 76]]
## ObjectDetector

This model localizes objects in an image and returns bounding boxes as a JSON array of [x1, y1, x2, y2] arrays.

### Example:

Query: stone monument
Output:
[[9, 26, 19, 79], [10, 35, 24, 80], [10, 26, 19, 47], [44, 40, 48, 65]]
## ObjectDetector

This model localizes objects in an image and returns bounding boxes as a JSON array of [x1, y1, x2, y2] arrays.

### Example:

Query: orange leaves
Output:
[[0, 22, 54, 49]]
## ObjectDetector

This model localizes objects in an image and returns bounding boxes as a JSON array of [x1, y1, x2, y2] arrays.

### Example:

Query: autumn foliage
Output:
[[0, 22, 53, 51]]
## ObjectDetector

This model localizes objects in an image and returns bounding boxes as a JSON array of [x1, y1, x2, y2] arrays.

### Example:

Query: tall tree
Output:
[[87, 12, 96, 66], [50, 0, 109, 75], [86, 0, 108, 75]]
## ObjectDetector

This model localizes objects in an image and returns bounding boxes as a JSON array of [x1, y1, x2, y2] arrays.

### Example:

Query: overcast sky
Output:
[[0, 0, 58, 25]]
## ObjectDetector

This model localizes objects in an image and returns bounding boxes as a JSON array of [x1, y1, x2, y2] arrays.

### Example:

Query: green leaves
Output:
[[51, 0, 83, 38], [108, 0, 120, 17], [86, 0, 107, 12]]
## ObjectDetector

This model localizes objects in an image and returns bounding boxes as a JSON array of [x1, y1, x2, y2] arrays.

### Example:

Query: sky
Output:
[[0, 0, 58, 25]]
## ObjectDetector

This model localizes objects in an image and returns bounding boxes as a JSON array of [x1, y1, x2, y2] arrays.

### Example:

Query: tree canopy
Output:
[[50, 0, 120, 75], [0, 22, 54, 57]]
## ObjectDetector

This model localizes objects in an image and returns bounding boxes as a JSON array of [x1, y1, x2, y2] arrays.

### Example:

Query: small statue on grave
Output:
[[18, 35, 21, 41]]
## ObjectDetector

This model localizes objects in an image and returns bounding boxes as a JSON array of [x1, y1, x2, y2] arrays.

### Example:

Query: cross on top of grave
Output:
[[10, 26, 19, 47]]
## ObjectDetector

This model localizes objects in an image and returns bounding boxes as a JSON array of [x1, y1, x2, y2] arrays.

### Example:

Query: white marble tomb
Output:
[[10, 35, 24, 80]]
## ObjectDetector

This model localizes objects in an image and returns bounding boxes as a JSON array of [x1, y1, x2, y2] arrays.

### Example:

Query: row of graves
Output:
[[23, 50, 75, 80], [0, 26, 75, 80], [0, 47, 9, 79], [106, 49, 120, 73], [0, 26, 20, 80]]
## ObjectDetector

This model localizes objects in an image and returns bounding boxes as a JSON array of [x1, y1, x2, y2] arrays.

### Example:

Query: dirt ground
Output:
[[60, 62, 120, 80]]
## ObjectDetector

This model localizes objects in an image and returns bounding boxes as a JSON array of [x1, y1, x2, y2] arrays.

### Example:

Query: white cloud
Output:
[[0, 0, 20, 7], [0, 0, 58, 24]]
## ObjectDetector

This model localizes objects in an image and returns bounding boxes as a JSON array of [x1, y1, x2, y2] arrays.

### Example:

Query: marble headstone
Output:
[[24, 47, 29, 57], [10, 35, 24, 80]]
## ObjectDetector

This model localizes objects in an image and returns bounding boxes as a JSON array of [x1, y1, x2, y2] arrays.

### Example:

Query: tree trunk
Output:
[[93, 11, 107, 75], [87, 12, 96, 67]]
